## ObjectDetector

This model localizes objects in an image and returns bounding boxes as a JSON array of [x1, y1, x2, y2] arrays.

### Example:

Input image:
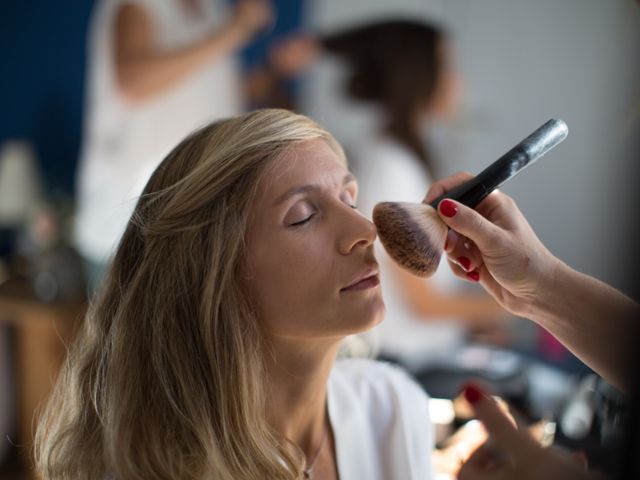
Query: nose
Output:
[[337, 206, 377, 255]]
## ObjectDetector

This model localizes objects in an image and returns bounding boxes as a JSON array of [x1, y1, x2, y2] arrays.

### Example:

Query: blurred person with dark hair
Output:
[[74, 0, 273, 293], [323, 20, 506, 372]]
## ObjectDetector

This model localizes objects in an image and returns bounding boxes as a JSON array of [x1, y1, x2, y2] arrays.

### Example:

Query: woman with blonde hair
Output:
[[35, 109, 434, 479]]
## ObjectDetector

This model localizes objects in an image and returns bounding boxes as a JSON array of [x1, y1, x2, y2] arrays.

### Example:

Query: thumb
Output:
[[463, 383, 536, 456], [437, 199, 503, 253]]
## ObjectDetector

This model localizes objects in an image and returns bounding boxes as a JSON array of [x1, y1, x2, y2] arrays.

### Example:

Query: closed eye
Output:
[[289, 213, 316, 227]]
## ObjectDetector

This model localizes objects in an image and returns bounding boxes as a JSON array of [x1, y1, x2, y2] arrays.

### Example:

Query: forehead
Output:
[[259, 139, 349, 198]]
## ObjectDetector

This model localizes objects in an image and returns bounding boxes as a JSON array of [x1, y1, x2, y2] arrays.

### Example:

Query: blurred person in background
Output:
[[74, 0, 273, 294], [322, 20, 507, 373]]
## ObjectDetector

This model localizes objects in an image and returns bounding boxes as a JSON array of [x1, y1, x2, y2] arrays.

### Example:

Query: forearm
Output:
[[117, 23, 248, 103], [531, 261, 638, 392]]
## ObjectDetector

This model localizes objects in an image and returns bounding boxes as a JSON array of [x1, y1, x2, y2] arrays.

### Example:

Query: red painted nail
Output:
[[439, 199, 458, 218], [463, 383, 483, 405], [457, 256, 471, 272], [467, 270, 480, 282]]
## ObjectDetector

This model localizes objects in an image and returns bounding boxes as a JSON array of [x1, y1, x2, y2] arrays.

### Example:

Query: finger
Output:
[[444, 231, 469, 280], [463, 443, 496, 469], [475, 264, 515, 308], [570, 450, 589, 468], [458, 443, 511, 480], [446, 257, 472, 281], [437, 199, 505, 254], [444, 228, 459, 253], [462, 384, 537, 455], [458, 462, 510, 480], [445, 235, 484, 275], [424, 171, 474, 204], [473, 190, 525, 233]]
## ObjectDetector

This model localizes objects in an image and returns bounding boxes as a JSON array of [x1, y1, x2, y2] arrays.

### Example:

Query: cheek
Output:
[[249, 236, 337, 331]]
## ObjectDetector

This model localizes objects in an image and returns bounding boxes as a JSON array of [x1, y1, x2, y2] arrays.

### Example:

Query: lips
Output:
[[341, 266, 380, 292]]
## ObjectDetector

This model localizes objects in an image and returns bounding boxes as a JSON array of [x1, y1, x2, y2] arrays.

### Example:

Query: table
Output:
[[0, 279, 85, 478]]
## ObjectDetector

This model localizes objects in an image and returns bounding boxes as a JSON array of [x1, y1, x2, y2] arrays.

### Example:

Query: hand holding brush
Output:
[[422, 173, 561, 317], [412, 171, 639, 394], [372, 119, 568, 278]]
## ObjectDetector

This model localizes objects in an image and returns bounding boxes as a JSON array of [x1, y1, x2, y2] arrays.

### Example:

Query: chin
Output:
[[348, 296, 386, 334]]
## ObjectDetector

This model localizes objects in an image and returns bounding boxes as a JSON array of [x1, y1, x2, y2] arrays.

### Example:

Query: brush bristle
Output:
[[372, 202, 448, 277]]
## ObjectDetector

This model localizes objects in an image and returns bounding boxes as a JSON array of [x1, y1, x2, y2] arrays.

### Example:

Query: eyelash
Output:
[[290, 214, 315, 227], [289, 202, 358, 228]]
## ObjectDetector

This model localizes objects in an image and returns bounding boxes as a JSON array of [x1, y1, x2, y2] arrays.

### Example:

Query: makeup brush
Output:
[[372, 118, 568, 277]]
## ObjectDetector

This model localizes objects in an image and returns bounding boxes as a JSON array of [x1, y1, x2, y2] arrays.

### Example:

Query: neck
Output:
[[264, 337, 340, 457]]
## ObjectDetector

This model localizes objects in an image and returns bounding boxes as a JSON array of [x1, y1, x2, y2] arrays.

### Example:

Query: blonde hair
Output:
[[35, 109, 346, 479]]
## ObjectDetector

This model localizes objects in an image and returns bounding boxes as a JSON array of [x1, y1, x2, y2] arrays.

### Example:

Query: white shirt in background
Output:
[[351, 135, 465, 372], [75, 0, 241, 263]]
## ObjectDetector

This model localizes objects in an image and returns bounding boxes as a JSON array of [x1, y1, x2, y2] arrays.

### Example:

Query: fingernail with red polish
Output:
[[467, 270, 480, 282], [457, 256, 471, 272], [463, 383, 483, 405], [439, 199, 458, 218]]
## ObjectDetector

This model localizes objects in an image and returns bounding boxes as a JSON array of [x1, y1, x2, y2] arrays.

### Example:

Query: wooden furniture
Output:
[[0, 278, 85, 479]]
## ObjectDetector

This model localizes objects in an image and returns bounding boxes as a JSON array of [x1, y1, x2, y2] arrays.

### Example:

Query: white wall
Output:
[[302, 0, 640, 295]]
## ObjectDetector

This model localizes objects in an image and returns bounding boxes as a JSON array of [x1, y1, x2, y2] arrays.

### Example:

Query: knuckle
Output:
[[467, 209, 485, 233], [501, 194, 517, 209]]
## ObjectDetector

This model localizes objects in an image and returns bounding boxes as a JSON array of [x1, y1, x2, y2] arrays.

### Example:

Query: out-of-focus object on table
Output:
[[561, 373, 597, 440], [0, 321, 14, 466], [0, 141, 42, 230], [0, 277, 85, 479]]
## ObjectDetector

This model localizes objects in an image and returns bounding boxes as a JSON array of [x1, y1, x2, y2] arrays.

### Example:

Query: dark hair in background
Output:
[[322, 20, 445, 178]]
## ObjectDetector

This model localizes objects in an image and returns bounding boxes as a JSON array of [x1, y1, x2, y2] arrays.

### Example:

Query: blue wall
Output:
[[0, 1, 94, 196], [0, 0, 304, 198]]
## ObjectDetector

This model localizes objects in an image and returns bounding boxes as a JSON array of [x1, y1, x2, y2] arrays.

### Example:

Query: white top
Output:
[[328, 358, 434, 479], [75, 0, 241, 263], [351, 135, 465, 371]]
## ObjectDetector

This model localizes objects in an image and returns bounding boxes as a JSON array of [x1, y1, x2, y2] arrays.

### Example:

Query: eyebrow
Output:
[[273, 172, 356, 206]]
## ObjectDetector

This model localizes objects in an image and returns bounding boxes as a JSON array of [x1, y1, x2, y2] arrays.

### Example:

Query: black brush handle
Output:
[[429, 119, 568, 209]]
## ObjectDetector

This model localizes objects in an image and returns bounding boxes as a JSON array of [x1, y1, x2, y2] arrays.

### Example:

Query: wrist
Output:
[[528, 257, 573, 326]]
